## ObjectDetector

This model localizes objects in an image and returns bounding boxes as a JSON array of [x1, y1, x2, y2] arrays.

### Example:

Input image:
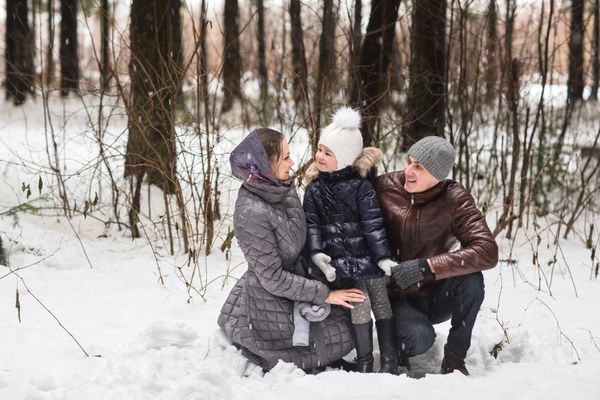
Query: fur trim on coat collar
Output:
[[303, 147, 383, 186]]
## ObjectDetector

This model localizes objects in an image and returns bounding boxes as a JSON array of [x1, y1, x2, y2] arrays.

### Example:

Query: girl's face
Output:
[[315, 144, 338, 172], [404, 156, 439, 193], [272, 139, 294, 181]]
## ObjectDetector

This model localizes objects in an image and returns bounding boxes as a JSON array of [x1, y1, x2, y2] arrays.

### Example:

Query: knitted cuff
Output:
[[419, 258, 433, 277], [392, 259, 424, 289]]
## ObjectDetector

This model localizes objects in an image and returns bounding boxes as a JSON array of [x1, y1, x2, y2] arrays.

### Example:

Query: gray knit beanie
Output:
[[407, 136, 456, 181]]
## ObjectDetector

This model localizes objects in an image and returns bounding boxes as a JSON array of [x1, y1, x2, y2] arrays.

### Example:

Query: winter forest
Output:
[[1, 0, 600, 398]]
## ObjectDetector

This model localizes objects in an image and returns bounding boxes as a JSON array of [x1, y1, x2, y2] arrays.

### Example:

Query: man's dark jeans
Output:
[[392, 272, 484, 361]]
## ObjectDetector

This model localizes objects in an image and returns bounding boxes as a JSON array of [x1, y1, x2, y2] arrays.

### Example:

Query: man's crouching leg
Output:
[[431, 272, 485, 376], [392, 299, 436, 372]]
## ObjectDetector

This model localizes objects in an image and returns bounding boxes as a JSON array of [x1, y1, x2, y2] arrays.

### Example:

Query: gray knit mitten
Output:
[[391, 259, 432, 289], [299, 303, 331, 322], [292, 303, 310, 346]]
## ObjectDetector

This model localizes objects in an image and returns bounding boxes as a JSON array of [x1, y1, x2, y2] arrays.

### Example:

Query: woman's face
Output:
[[272, 139, 295, 181]]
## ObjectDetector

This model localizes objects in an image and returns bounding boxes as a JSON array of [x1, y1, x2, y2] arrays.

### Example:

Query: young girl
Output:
[[303, 107, 398, 374]]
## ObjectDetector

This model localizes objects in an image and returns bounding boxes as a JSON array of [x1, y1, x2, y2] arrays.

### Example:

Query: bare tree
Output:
[[530, 0, 555, 213], [567, 0, 584, 101], [125, 0, 181, 237], [404, 0, 447, 150], [493, 0, 521, 238], [312, 0, 336, 153], [289, 0, 309, 110], [60, 0, 79, 96], [356, 0, 402, 146], [197, 0, 216, 254], [172, 0, 183, 102], [47, 0, 55, 86], [591, 0, 600, 101], [485, 0, 498, 105], [5, 0, 34, 104], [348, 0, 363, 107], [100, 0, 111, 91], [222, 0, 243, 112], [256, 0, 268, 111], [31, 0, 39, 68]]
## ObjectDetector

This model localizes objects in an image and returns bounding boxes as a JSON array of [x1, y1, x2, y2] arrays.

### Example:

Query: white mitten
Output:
[[377, 258, 396, 276], [311, 253, 337, 282]]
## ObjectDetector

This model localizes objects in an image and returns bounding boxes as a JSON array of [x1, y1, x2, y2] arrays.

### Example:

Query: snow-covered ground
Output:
[[1, 96, 599, 400]]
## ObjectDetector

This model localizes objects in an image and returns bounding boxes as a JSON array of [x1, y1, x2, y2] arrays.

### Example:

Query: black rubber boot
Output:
[[398, 350, 411, 373], [352, 321, 374, 373], [375, 318, 399, 375]]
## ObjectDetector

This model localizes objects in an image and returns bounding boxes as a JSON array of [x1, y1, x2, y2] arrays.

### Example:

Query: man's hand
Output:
[[377, 258, 396, 276], [391, 259, 434, 289], [311, 253, 337, 282]]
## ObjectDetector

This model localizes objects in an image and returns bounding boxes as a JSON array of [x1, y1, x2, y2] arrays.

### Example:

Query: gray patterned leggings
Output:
[[351, 277, 393, 324]]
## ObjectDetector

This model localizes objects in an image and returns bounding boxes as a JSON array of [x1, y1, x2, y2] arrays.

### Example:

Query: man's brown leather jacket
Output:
[[375, 171, 498, 298]]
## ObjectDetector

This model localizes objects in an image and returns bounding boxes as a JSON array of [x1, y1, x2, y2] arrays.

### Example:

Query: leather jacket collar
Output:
[[378, 171, 448, 206]]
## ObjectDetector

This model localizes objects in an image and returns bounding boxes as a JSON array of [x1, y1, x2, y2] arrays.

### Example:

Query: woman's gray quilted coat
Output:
[[218, 181, 354, 371]]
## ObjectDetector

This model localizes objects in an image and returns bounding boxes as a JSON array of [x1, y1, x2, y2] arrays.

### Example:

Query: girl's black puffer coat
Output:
[[303, 148, 392, 280]]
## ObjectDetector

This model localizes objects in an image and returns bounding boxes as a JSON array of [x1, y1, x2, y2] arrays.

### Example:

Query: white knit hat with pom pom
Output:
[[318, 107, 364, 170]]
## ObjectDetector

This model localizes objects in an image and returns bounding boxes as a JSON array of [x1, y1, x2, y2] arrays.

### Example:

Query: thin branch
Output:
[[16, 273, 95, 358]]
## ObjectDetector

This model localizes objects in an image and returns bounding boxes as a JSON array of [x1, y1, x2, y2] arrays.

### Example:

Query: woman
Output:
[[218, 128, 364, 372]]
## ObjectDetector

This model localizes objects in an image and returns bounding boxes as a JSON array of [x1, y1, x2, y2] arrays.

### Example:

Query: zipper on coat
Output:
[[402, 195, 416, 258], [401, 199, 412, 260]]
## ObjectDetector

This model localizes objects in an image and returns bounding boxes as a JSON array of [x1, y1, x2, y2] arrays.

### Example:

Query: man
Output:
[[375, 136, 498, 376]]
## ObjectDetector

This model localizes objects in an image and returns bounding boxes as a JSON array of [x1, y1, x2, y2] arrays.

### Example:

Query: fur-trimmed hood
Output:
[[303, 147, 383, 186]]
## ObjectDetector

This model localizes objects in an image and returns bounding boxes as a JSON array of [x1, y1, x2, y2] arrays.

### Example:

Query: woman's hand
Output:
[[325, 288, 365, 309]]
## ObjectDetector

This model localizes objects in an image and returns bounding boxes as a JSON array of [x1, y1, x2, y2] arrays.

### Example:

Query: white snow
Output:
[[1, 94, 600, 400]]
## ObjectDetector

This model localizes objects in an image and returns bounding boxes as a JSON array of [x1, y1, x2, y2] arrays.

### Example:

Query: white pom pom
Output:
[[331, 107, 361, 129]]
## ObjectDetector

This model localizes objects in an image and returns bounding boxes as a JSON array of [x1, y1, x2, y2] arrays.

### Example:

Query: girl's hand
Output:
[[325, 288, 365, 309]]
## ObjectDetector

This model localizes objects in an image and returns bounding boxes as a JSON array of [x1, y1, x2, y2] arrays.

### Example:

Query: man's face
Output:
[[404, 156, 440, 193]]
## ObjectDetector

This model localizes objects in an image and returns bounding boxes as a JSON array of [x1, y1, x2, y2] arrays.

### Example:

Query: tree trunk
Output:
[[531, 0, 554, 210], [567, 0, 584, 101], [125, 0, 179, 214], [403, 0, 447, 150], [485, 0, 498, 105], [198, 0, 210, 106], [348, 0, 362, 107], [31, 0, 38, 79], [222, 0, 242, 112], [289, 0, 309, 109], [47, 0, 55, 87], [100, 0, 111, 91], [197, 0, 216, 254], [493, 0, 521, 238], [0, 235, 7, 267], [171, 0, 183, 102], [311, 0, 336, 154], [357, 0, 401, 146], [591, 0, 600, 100], [5, 0, 34, 105], [256, 0, 268, 109], [60, 0, 79, 96]]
